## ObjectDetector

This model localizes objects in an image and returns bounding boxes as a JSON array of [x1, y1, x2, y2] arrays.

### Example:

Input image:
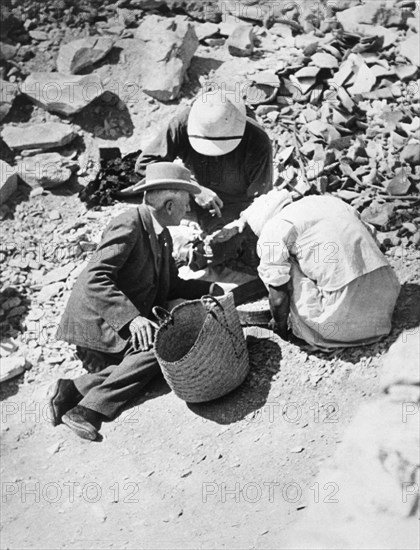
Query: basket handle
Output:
[[201, 295, 224, 313], [152, 306, 174, 327], [202, 295, 243, 361]]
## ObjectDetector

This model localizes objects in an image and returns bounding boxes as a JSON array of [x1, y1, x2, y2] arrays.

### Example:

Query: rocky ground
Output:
[[0, 1, 419, 549]]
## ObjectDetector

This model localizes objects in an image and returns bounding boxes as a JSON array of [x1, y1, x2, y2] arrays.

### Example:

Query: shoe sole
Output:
[[61, 414, 99, 441], [47, 381, 61, 427]]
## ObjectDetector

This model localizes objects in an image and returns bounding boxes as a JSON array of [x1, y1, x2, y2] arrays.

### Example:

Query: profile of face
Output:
[[166, 191, 191, 226]]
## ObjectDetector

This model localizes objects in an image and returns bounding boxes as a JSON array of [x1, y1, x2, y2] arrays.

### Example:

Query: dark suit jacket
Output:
[[57, 205, 210, 353]]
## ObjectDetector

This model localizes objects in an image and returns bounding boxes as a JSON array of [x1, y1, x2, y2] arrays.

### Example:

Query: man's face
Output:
[[169, 191, 191, 225]]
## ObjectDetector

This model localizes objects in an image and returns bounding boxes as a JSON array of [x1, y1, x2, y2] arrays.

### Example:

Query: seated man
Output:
[[130, 88, 273, 269], [218, 190, 401, 350], [50, 163, 219, 441]]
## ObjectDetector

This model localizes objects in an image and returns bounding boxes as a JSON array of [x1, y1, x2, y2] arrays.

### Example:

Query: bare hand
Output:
[[207, 219, 246, 245], [195, 187, 224, 218], [129, 316, 159, 352]]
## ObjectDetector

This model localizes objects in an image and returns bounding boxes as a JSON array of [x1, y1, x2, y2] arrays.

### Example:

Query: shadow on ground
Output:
[[73, 91, 134, 140], [182, 55, 225, 99], [188, 337, 282, 424]]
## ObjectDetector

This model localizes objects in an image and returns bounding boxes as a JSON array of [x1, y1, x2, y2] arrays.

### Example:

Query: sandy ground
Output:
[[1, 4, 419, 548], [1, 188, 418, 549]]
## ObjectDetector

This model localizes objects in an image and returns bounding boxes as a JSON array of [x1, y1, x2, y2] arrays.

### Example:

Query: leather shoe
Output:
[[62, 405, 104, 441], [47, 379, 82, 427]]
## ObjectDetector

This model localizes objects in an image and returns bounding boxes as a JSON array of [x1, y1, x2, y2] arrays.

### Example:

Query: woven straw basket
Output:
[[153, 293, 249, 403]]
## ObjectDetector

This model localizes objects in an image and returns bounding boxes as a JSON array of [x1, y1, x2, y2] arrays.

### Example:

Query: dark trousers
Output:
[[74, 345, 161, 420]]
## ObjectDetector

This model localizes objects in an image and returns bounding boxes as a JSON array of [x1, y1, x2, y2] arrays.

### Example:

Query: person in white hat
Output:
[[50, 163, 223, 441], [134, 88, 273, 268]]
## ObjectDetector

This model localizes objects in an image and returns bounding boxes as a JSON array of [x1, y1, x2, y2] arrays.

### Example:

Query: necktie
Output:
[[157, 231, 165, 267]]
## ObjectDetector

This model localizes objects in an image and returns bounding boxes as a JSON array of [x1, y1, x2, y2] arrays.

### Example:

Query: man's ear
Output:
[[165, 200, 174, 215]]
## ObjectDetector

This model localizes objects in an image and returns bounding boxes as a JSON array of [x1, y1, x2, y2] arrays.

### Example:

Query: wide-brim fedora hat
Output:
[[188, 89, 247, 156], [118, 162, 201, 196]]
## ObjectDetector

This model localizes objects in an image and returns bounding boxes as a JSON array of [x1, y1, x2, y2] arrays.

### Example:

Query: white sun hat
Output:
[[187, 89, 247, 156]]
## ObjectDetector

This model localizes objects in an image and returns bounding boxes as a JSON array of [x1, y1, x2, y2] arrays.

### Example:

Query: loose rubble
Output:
[[0, 1, 418, 547]]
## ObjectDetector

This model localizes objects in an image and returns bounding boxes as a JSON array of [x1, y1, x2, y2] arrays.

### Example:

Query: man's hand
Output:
[[195, 186, 224, 218], [207, 218, 246, 245], [129, 315, 159, 352]]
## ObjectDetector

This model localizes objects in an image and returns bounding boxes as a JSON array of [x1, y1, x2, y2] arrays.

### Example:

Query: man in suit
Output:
[[49, 162, 217, 441], [128, 89, 273, 269]]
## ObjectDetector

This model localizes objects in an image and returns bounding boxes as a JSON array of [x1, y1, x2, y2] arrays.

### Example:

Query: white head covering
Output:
[[187, 89, 247, 156], [241, 189, 293, 237]]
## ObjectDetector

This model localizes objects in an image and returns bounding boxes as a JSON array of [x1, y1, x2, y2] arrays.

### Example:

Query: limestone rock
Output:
[[0, 159, 18, 203], [131, 0, 165, 8], [43, 263, 76, 285], [0, 79, 18, 122], [398, 35, 420, 67], [165, 1, 221, 22], [361, 199, 395, 228], [384, 167, 411, 195], [401, 143, 420, 165], [195, 22, 219, 41], [57, 37, 114, 74], [381, 329, 420, 393], [227, 24, 254, 57], [311, 52, 339, 69], [29, 30, 49, 41], [21, 73, 104, 116], [77, 134, 100, 186], [0, 355, 27, 384], [336, 0, 410, 32], [136, 16, 199, 101], [0, 41, 17, 61], [1, 122, 76, 151], [17, 152, 76, 189], [37, 282, 64, 304]]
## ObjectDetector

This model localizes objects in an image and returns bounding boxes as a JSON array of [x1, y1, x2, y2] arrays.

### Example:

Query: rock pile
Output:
[[0, 0, 419, 382]]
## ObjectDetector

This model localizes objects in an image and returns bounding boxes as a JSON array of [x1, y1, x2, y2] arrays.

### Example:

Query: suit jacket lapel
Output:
[[138, 204, 161, 274]]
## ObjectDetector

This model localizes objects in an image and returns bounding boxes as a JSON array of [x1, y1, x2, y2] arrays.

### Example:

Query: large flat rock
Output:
[[17, 152, 76, 189], [1, 122, 76, 151], [20, 72, 104, 116], [56, 37, 114, 74], [398, 34, 420, 67], [135, 15, 199, 101]]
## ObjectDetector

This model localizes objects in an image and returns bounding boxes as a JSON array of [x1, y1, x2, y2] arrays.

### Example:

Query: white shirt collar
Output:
[[150, 212, 164, 236]]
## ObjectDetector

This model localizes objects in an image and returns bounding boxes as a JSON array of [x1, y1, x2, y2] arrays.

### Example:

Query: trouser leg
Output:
[[74, 348, 161, 420]]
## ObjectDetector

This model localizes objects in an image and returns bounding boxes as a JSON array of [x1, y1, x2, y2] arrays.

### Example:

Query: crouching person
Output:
[[215, 190, 400, 350], [50, 163, 217, 441]]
